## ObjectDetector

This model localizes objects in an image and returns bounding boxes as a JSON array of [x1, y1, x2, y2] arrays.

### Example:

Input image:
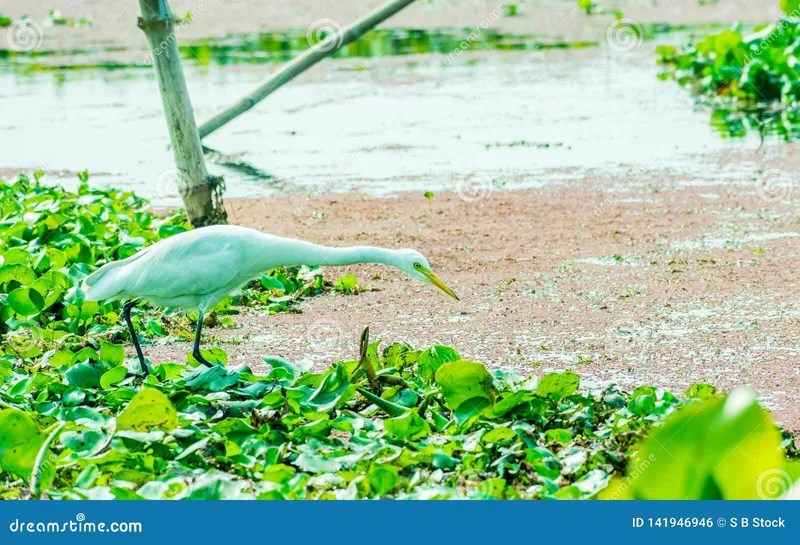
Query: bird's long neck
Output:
[[258, 236, 399, 269], [295, 244, 398, 267]]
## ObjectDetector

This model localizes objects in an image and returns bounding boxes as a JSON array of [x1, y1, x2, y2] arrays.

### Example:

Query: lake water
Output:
[[0, 26, 767, 205]]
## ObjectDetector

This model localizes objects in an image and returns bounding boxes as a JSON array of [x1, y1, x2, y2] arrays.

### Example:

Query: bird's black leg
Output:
[[122, 299, 148, 375], [192, 311, 216, 368]]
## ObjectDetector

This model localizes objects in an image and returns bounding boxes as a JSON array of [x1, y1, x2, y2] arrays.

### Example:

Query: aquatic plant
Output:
[[1, 174, 796, 500], [657, 19, 800, 138]]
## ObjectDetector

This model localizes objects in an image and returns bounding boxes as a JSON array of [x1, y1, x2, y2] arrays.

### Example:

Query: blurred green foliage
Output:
[[658, 20, 800, 138]]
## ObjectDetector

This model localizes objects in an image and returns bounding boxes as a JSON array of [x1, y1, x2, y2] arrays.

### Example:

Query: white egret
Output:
[[82, 225, 458, 374]]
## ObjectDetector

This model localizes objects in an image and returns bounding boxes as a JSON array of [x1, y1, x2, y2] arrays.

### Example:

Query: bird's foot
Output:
[[192, 351, 218, 368]]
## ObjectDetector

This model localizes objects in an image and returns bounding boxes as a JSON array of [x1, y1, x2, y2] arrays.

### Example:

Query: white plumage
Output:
[[83, 225, 457, 374]]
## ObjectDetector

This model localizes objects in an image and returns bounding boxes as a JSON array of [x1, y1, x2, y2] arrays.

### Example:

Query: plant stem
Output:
[[30, 422, 65, 497]]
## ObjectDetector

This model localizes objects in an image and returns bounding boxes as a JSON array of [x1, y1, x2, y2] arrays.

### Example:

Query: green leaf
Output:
[[485, 391, 533, 419], [157, 224, 187, 239], [183, 366, 239, 392], [0, 263, 37, 287], [260, 275, 286, 292], [535, 371, 580, 400], [187, 347, 227, 368], [65, 361, 104, 388], [544, 428, 572, 445], [432, 450, 459, 470], [483, 426, 516, 444], [685, 383, 717, 400], [100, 342, 125, 366], [603, 389, 784, 500], [418, 345, 461, 381], [628, 395, 656, 416], [368, 464, 398, 495], [100, 365, 127, 389], [304, 365, 353, 411], [0, 409, 53, 486], [7, 287, 45, 316], [62, 388, 86, 407], [384, 411, 431, 440], [358, 388, 409, 417], [454, 396, 491, 425], [116, 387, 178, 432], [70, 347, 99, 365], [155, 363, 185, 381], [335, 274, 358, 293], [435, 360, 495, 409], [781, 0, 800, 15]]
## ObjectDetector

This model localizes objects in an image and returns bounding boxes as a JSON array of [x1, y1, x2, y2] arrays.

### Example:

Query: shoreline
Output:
[[134, 165, 800, 431]]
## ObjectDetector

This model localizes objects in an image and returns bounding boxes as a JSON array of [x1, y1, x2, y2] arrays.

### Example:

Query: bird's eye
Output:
[[413, 262, 421, 269]]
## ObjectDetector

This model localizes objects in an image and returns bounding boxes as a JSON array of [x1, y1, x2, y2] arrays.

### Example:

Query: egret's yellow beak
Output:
[[424, 271, 459, 301]]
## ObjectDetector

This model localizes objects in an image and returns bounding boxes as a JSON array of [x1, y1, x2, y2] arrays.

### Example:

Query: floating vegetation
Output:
[[0, 174, 334, 353], [657, 20, 800, 140], [2, 174, 798, 500]]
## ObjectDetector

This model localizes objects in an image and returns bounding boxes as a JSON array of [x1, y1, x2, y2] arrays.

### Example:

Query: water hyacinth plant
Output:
[[657, 17, 800, 138], [1, 174, 798, 500]]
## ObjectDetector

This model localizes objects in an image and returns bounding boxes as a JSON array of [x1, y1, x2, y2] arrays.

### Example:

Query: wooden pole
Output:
[[138, 0, 226, 226], [198, 0, 417, 139]]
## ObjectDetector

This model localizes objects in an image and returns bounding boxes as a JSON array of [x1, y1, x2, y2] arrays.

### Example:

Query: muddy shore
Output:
[[143, 148, 800, 430]]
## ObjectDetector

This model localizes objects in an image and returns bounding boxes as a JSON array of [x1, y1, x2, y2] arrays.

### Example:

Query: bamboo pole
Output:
[[138, 0, 226, 226], [198, 0, 418, 139]]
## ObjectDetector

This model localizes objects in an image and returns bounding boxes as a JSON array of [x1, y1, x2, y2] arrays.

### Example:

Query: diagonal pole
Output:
[[198, 0, 418, 139]]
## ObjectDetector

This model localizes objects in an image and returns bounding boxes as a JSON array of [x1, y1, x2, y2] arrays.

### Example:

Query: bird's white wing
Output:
[[117, 230, 266, 305]]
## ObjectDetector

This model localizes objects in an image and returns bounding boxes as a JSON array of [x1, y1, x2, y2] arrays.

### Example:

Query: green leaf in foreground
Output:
[[100, 365, 127, 389], [435, 360, 495, 409], [536, 370, 580, 400], [0, 409, 53, 486], [116, 388, 178, 432], [602, 388, 792, 500], [7, 288, 44, 316]]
